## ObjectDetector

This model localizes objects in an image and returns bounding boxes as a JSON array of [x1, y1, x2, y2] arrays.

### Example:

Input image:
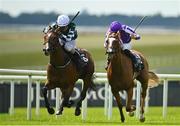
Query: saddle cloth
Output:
[[76, 48, 89, 63]]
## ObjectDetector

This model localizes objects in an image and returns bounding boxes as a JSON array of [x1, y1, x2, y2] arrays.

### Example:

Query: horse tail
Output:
[[148, 71, 159, 88]]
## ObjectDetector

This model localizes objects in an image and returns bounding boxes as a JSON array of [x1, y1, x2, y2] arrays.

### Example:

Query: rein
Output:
[[49, 58, 72, 69], [46, 31, 73, 69]]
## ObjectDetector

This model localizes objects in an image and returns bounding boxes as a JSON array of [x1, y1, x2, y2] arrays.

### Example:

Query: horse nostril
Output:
[[44, 51, 49, 56], [107, 48, 113, 53]]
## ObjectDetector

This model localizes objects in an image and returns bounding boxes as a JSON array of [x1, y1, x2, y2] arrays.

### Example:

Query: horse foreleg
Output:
[[42, 86, 55, 114], [112, 90, 125, 122], [126, 87, 136, 117], [139, 83, 148, 122], [75, 81, 89, 116]]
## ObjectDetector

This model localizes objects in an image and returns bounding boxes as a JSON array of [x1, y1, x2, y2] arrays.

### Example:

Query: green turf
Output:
[[0, 31, 180, 73], [0, 107, 180, 125]]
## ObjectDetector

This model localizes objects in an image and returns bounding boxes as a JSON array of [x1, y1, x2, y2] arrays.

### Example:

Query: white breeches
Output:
[[59, 38, 76, 54], [121, 42, 132, 50]]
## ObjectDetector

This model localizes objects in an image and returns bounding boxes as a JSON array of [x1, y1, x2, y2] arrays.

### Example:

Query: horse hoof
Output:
[[75, 108, 81, 116], [48, 107, 55, 115], [67, 100, 75, 108], [127, 111, 134, 117], [121, 118, 125, 123], [140, 117, 145, 122], [131, 105, 136, 111], [56, 110, 62, 115]]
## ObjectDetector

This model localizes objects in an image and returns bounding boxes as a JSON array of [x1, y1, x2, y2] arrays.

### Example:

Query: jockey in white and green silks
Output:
[[43, 15, 86, 70]]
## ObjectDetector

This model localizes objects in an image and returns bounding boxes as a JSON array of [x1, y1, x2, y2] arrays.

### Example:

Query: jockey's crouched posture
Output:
[[104, 21, 144, 72], [44, 15, 86, 71]]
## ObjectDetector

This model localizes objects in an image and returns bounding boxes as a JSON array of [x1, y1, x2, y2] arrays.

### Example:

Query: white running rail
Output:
[[1, 69, 180, 120]]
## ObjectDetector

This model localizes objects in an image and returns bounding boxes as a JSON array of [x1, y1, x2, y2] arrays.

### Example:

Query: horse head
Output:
[[106, 32, 122, 58], [43, 30, 60, 56]]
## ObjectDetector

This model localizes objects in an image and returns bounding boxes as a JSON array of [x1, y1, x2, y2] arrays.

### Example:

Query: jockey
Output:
[[44, 14, 86, 71], [104, 21, 143, 72]]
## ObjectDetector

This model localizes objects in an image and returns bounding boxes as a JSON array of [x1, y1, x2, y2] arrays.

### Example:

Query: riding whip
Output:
[[134, 16, 147, 32], [69, 11, 80, 23]]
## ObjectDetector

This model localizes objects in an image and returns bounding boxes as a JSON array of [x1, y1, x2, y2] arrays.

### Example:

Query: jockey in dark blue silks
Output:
[[43, 15, 86, 71], [104, 21, 143, 72]]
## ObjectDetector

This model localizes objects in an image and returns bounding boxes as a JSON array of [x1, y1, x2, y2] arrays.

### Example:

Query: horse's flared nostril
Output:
[[44, 51, 49, 56], [107, 48, 113, 53]]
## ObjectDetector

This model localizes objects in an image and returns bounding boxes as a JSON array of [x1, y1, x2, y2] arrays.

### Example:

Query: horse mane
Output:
[[108, 32, 120, 40], [44, 30, 60, 46]]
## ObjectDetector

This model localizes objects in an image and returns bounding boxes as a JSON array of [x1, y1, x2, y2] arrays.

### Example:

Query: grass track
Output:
[[0, 107, 180, 125]]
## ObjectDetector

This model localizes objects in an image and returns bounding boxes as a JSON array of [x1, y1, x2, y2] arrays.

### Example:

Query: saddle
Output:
[[73, 48, 89, 78], [131, 52, 144, 72]]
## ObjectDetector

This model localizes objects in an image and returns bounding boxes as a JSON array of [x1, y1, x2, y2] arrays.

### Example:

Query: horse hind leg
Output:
[[56, 87, 74, 115], [75, 79, 90, 116], [139, 82, 148, 122], [56, 95, 71, 115], [41, 85, 55, 114], [56, 96, 64, 115]]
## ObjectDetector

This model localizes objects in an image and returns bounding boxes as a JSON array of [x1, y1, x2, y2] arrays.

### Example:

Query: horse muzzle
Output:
[[106, 48, 115, 54], [43, 48, 50, 56], [43, 47, 56, 56]]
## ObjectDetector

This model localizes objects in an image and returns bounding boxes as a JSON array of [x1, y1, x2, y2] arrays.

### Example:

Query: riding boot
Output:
[[72, 51, 86, 72], [123, 49, 142, 72]]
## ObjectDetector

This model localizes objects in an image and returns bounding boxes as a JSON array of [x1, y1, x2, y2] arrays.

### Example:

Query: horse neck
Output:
[[111, 51, 124, 73], [49, 46, 67, 66]]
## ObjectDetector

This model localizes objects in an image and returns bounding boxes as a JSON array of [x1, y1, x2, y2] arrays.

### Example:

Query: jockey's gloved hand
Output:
[[134, 34, 141, 40]]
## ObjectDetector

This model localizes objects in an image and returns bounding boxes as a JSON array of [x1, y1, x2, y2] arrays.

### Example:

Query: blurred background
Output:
[[0, 0, 180, 73]]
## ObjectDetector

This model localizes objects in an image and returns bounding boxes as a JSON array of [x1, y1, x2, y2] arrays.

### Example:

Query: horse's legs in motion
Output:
[[139, 82, 148, 122], [112, 89, 125, 122], [56, 87, 74, 115], [42, 84, 55, 114], [126, 87, 136, 117], [75, 78, 91, 116]]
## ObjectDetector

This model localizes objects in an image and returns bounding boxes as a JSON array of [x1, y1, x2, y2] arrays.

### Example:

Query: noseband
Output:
[[43, 31, 72, 69], [43, 32, 60, 55]]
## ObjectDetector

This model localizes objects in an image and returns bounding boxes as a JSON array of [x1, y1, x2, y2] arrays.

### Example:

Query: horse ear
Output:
[[116, 31, 121, 40], [117, 31, 120, 36]]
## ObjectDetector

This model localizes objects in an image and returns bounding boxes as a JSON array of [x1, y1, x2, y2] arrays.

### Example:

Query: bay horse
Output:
[[42, 29, 95, 116], [106, 32, 159, 122]]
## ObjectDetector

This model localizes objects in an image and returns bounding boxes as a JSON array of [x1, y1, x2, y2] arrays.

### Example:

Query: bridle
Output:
[[43, 30, 72, 69], [43, 31, 60, 56], [106, 32, 122, 56]]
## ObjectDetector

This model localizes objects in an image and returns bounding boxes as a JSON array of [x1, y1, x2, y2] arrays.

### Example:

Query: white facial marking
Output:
[[45, 42, 49, 50], [108, 37, 116, 48]]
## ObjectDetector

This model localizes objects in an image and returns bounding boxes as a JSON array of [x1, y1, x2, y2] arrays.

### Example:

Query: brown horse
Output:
[[106, 32, 159, 122], [42, 30, 95, 116]]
